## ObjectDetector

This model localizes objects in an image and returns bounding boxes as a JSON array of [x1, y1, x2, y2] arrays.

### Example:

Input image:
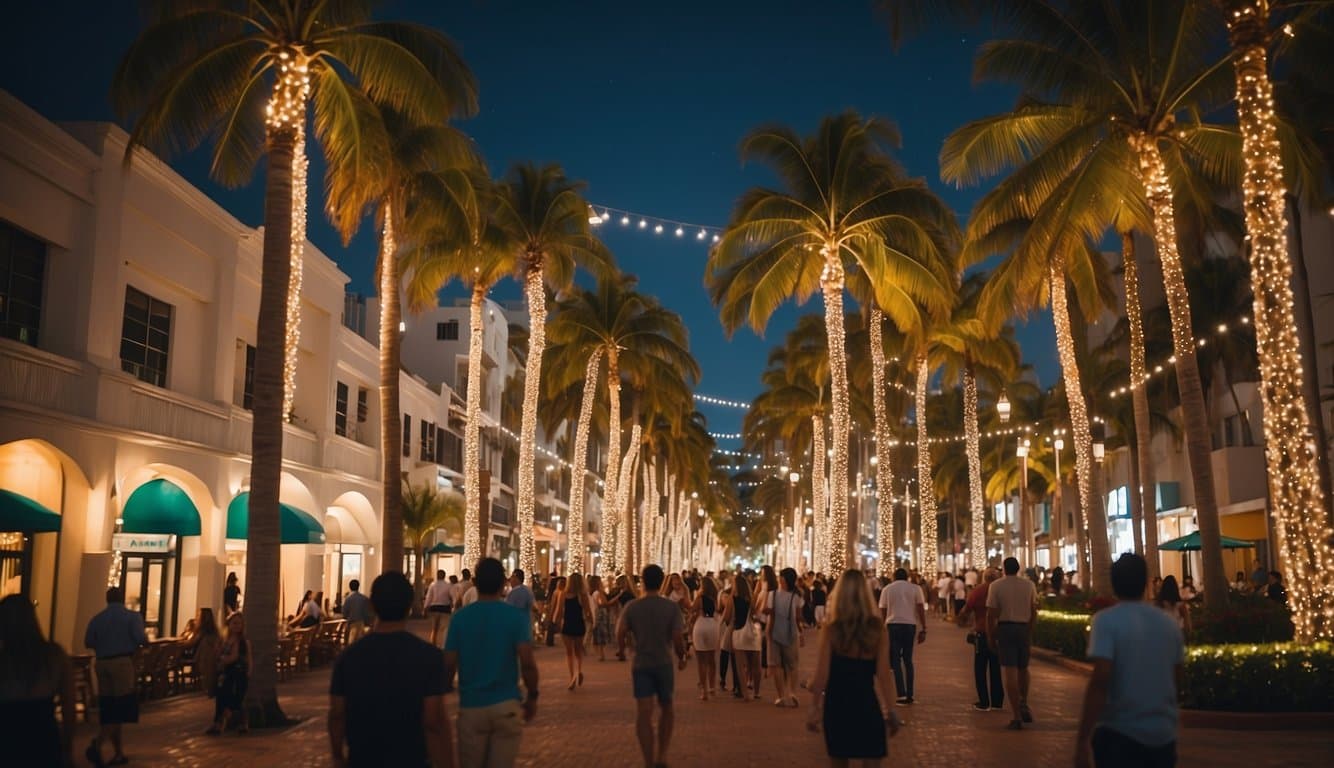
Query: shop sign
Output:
[[112, 533, 175, 554]]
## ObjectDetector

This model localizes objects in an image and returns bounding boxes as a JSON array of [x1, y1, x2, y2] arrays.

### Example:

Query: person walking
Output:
[[766, 567, 804, 707], [0, 595, 76, 768], [878, 568, 926, 705], [590, 575, 614, 662], [424, 570, 455, 647], [207, 611, 251, 735], [505, 568, 535, 620], [341, 579, 373, 644], [611, 574, 637, 661], [554, 572, 593, 691], [811, 577, 828, 627], [443, 559, 539, 768], [454, 569, 473, 611], [957, 568, 1004, 712], [1075, 554, 1185, 768], [84, 586, 146, 767], [330, 572, 454, 768], [1154, 576, 1192, 639], [222, 572, 241, 617], [987, 557, 1039, 730], [616, 564, 688, 768], [805, 569, 901, 767], [689, 576, 721, 700], [724, 572, 763, 701]]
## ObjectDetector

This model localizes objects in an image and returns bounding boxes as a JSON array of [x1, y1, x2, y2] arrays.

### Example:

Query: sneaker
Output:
[[972, 703, 990, 711], [895, 696, 912, 705], [990, 705, 1005, 711], [1020, 705, 1034, 723], [1006, 719, 1023, 730]]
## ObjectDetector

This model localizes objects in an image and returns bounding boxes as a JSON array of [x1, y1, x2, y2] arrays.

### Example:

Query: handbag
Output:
[[733, 619, 763, 651]]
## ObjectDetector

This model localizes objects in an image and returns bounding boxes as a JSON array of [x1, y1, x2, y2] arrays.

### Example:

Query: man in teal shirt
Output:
[[444, 558, 539, 768]]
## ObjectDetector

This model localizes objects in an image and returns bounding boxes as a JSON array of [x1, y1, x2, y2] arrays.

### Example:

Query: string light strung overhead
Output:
[[588, 203, 722, 243], [694, 393, 753, 410], [1109, 314, 1252, 398]]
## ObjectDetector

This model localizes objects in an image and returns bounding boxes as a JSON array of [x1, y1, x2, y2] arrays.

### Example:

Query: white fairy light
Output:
[[565, 348, 602, 575]]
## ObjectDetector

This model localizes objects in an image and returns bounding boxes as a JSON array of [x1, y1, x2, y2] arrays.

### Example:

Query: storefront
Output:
[[0, 488, 61, 604], [224, 492, 326, 618], [115, 478, 202, 639]]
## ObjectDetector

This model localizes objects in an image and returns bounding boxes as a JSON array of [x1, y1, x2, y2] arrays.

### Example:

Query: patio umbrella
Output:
[[1157, 531, 1255, 580], [426, 542, 465, 555]]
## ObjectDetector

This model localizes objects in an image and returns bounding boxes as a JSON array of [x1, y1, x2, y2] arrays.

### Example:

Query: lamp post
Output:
[[997, 392, 1011, 424], [1091, 420, 1106, 575], [1052, 435, 1064, 572], [1016, 437, 1030, 565], [788, 470, 800, 569]]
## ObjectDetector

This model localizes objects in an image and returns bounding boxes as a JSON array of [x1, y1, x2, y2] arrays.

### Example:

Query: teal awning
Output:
[[122, 479, 201, 536], [1159, 531, 1257, 551], [426, 542, 464, 555], [226, 493, 325, 544], [0, 489, 61, 533]]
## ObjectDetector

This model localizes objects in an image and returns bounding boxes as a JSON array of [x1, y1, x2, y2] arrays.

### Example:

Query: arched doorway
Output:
[[224, 472, 326, 619], [325, 490, 375, 611], [115, 472, 209, 639]]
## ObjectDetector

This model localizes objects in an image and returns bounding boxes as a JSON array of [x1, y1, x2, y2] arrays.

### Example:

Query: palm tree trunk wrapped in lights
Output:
[[870, 306, 896, 569], [1226, 0, 1334, 643], [616, 425, 643, 573], [1132, 135, 1228, 606], [462, 285, 487, 567], [1122, 236, 1161, 581], [602, 351, 623, 574], [516, 267, 547, 573], [377, 210, 405, 569], [279, 59, 311, 423], [821, 250, 852, 574], [565, 349, 602, 574], [811, 415, 828, 572], [915, 356, 937, 571], [1049, 263, 1112, 596], [963, 365, 986, 570]]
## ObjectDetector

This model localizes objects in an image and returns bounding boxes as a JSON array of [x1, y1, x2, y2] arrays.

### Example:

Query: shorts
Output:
[[631, 664, 675, 703], [428, 604, 452, 614], [95, 656, 139, 724], [814, 605, 826, 623], [995, 622, 1031, 668]]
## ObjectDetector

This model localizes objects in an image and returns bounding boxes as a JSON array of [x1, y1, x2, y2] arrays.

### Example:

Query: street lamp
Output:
[[997, 392, 1011, 423], [1016, 437, 1030, 565]]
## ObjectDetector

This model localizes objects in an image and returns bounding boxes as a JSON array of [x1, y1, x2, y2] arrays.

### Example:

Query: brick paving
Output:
[[70, 616, 1333, 767]]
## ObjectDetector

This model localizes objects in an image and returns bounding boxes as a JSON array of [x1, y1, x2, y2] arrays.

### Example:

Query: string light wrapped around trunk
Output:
[[616, 425, 642, 572], [602, 350, 623, 574], [267, 50, 311, 419], [915, 356, 937, 571], [1227, 1, 1334, 642], [869, 307, 896, 571], [516, 266, 547, 574], [1049, 262, 1109, 591], [812, 414, 828, 572], [821, 249, 851, 574], [964, 367, 986, 570], [462, 286, 486, 567], [565, 349, 602, 575]]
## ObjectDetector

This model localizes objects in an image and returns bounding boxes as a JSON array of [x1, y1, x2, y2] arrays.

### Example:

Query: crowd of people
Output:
[[0, 550, 1225, 768]]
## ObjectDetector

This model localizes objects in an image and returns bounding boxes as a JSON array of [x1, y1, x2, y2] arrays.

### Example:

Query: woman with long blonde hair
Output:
[[553, 572, 593, 690], [690, 577, 721, 700], [806, 570, 900, 766], [722, 573, 762, 701]]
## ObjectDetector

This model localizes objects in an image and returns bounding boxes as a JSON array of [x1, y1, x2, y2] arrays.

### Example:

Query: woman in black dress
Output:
[[0, 595, 75, 767], [207, 612, 252, 735], [554, 572, 592, 691], [806, 569, 900, 767]]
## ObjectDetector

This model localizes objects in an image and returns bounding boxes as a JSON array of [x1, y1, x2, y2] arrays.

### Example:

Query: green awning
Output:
[[426, 542, 465, 555], [1159, 531, 1257, 551], [226, 493, 325, 544], [0, 489, 61, 532], [122, 479, 201, 536]]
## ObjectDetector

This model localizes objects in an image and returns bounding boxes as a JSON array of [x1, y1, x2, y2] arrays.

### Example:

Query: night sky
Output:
[[1, 0, 1058, 442]]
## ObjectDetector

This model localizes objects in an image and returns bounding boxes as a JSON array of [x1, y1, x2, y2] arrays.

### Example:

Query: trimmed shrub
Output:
[[1034, 610, 1091, 660], [1181, 642, 1334, 712]]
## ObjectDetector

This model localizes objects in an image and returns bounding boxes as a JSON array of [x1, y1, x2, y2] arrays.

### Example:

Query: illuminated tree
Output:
[[709, 112, 954, 573], [112, 0, 475, 720], [493, 164, 613, 574]]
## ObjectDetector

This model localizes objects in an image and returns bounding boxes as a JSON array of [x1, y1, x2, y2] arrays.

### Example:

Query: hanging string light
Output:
[[694, 393, 752, 410], [588, 203, 722, 244], [1108, 314, 1252, 398], [708, 431, 742, 440], [1228, 0, 1334, 642]]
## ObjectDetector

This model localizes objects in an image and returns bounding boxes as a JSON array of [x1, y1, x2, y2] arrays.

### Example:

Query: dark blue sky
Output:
[[1, 0, 1057, 441]]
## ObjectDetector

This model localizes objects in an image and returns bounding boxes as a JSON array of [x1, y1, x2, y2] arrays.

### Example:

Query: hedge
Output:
[[1034, 610, 1091, 660], [1189, 594, 1294, 644], [1181, 642, 1334, 712]]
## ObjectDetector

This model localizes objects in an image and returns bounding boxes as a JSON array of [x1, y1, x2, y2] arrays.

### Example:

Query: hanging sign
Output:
[[112, 533, 175, 554]]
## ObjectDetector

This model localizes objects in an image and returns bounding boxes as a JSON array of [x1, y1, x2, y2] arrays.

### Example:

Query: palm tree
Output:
[[402, 479, 465, 604], [326, 109, 477, 576], [1120, 234, 1163, 581], [708, 111, 954, 573], [940, 1, 1258, 599], [546, 275, 697, 573], [402, 168, 517, 568], [111, 0, 475, 721], [1222, 0, 1334, 642], [493, 163, 613, 573]]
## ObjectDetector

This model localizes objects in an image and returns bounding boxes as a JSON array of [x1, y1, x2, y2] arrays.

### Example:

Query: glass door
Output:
[[121, 555, 171, 640]]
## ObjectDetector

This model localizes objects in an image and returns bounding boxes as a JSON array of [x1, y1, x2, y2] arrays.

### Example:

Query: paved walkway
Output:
[[72, 616, 1333, 767]]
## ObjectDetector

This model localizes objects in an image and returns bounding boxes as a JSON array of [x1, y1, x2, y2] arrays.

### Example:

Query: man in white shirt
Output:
[[988, 557, 1039, 730], [936, 573, 952, 616], [879, 567, 927, 704], [424, 570, 454, 646], [454, 568, 473, 611]]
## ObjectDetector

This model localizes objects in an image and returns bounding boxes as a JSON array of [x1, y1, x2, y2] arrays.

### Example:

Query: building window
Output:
[[335, 381, 350, 437], [356, 387, 369, 423], [403, 414, 412, 457], [0, 221, 46, 347], [120, 285, 172, 387], [421, 420, 437, 462], [437, 320, 459, 341], [241, 343, 255, 410]]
